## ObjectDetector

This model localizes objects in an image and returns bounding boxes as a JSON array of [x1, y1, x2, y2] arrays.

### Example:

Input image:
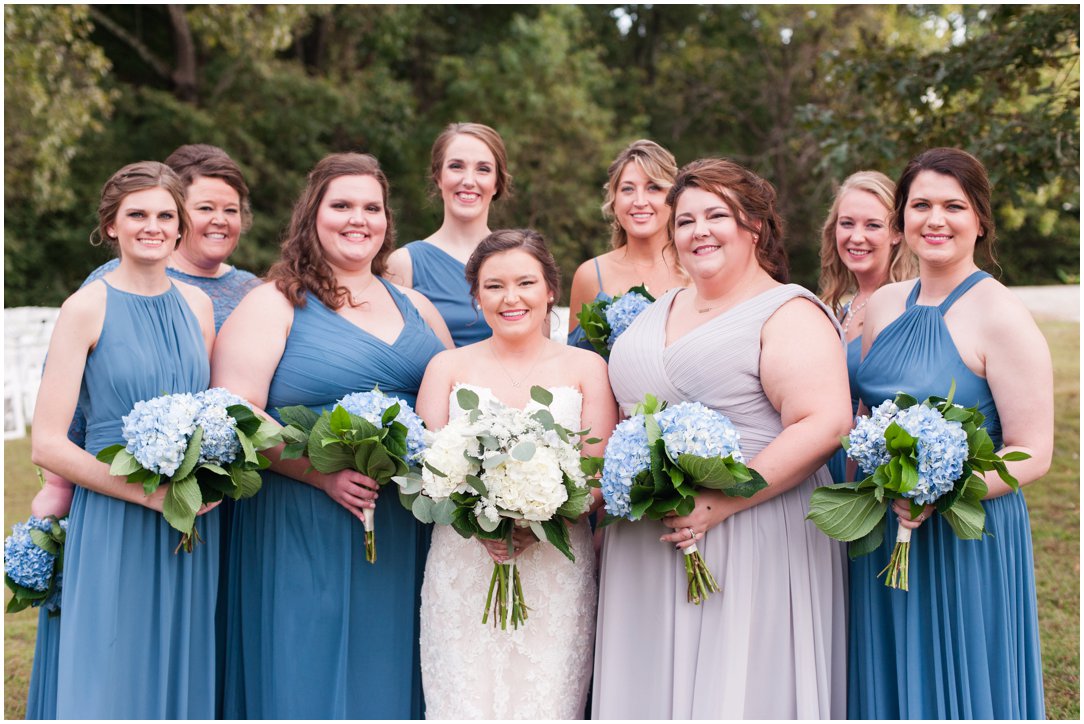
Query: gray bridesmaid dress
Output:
[[593, 284, 847, 720]]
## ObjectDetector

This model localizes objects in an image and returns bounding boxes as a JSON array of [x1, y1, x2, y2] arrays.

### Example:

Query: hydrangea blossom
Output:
[[656, 402, 744, 463], [420, 416, 480, 499], [337, 390, 427, 464], [194, 387, 248, 466], [121, 393, 201, 477], [605, 291, 652, 347], [599, 415, 651, 519], [895, 404, 969, 505], [485, 446, 569, 521], [846, 399, 900, 476], [4, 517, 57, 593]]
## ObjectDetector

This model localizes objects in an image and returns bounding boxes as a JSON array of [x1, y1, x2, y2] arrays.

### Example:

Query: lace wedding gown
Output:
[[419, 384, 597, 719]]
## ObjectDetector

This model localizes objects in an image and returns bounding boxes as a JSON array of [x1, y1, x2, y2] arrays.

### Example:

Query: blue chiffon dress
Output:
[[826, 333, 862, 483], [403, 240, 490, 346], [849, 270, 1045, 719], [222, 279, 445, 719], [567, 259, 611, 351], [54, 280, 217, 719]]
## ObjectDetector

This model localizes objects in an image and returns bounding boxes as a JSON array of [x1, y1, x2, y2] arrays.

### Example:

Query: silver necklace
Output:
[[489, 343, 544, 388], [841, 294, 868, 336], [345, 276, 377, 305]]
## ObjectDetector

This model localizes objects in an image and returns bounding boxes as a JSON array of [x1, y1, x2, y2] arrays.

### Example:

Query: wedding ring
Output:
[[686, 527, 694, 540]]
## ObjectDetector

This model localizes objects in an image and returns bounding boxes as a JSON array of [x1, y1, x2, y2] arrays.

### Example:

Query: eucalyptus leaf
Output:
[[477, 510, 501, 532], [432, 497, 457, 525], [456, 387, 480, 411], [466, 474, 488, 496], [411, 495, 435, 524], [530, 386, 554, 406], [510, 441, 536, 462]]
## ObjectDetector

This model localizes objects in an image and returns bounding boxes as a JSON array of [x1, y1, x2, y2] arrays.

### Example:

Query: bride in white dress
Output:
[[414, 229, 617, 719]]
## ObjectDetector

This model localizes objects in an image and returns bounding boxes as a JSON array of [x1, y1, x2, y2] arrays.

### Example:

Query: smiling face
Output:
[[834, 188, 898, 281], [673, 186, 758, 281], [903, 170, 982, 267], [314, 174, 388, 273], [475, 248, 554, 340], [613, 160, 670, 243], [436, 134, 498, 224], [178, 175, 242, 268], [106, 187, 181, 265]]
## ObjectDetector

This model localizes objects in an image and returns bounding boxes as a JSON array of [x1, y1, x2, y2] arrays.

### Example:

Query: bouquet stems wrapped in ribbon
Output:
[[598, 395, 768, 604], [278, 388, 426, 564], [575, 285, 655, 358], [394, 386, 601, 630], [4, 506, 67, 615], [97, 388, 279, 552], [807, 381, 1028, 590]]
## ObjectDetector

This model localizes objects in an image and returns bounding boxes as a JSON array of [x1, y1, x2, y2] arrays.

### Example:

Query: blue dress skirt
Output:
[[404, 240, 490, 346], [54, 281, 216, 719], [222, 280, 445, 719], [849, 270, 1045, 718]]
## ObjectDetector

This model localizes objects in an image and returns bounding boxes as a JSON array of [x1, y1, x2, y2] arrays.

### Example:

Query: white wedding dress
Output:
[[419, 384, 597, 720]]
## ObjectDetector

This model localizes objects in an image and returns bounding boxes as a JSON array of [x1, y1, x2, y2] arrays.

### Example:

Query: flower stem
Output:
[[878, 525, 911, 591]]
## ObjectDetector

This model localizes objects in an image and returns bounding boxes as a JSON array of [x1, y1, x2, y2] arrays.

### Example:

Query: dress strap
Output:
[[593, 258, 605, 294], [904, 279, 922, 309], [938, 270, 991, 313]]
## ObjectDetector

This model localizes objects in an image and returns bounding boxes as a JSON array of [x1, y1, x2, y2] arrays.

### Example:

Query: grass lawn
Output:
[[3, 321, 1079, 719]]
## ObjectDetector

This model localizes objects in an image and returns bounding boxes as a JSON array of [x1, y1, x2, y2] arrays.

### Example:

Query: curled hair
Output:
[[93, 161, 190, 253], [165, 143, 253, 233], [818, 171, 917, 315], [267, 153, 396, 309], [464, 228, 561, 316], [893, 147, 997, 269], [601, 139, 679, 249], [429, 122, 513, 201], [667, 158, 789, 283]]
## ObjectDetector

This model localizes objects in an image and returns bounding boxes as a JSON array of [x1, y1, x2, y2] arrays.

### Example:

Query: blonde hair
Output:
[[601, 140, 678, 249], [818, 170, 916, 315]]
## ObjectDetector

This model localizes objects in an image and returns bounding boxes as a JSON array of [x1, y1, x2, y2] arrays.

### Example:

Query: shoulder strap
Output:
[[939, 270, 991, 313], [593, 257, 604, 293]]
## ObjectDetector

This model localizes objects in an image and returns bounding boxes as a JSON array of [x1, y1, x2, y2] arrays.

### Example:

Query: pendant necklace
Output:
[[489, 343, 544, 388], [841, 294, 868, 336], [346, 276, 378, 305]]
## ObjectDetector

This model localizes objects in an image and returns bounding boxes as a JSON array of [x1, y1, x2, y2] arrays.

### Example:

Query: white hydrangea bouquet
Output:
[[4, 507, 67, 615], [277, 388, 426, 563], [575, 284, 655, 358], [598, 395, 768, 604], [394, 386, 602, 630], [96, 388, 279, 552], [806, 382, 1028, 590]]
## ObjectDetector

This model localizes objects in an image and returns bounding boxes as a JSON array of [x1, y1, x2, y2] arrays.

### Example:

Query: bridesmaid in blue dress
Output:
[[568, 140, 687, 349], [30, 161, 219, 718], [212, 153, 451, 718], [385, 122, 513, 346], [815, 171, 915, 482], [850, 148, 1052, 718], [26, 144, 261, 719]]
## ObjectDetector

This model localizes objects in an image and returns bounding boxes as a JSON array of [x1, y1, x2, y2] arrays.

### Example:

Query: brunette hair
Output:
[[893, 147, 997, 268], [93, 161, 190, 253], [601, 139, 679, 249], [267, 153, 396, 309], [667, 158, 789, 283], [165, 143, 253, 233], [818, 171, 917, 315], [429, 122, 513, 201], [464, 228, 561, 316]]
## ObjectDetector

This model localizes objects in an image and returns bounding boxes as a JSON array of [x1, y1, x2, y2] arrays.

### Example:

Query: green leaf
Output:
[[898, 456, 919, 493], [329, 405, 352, 436], [847, 516, 887, 559], [644, 413, 662, 444], [540, 518, 575, 561], [228, 404, 261, 436], [107, 448, 143, 477], [530, 386, 554, 406], [173, 427, 204, 481], [237, 428, 258, 465], [392, 471, 423, 495], [456, 387, 480, 411], [162, 475, 201, 535], [411, 495, 435, 524], [806, 486, 887, 542], [95, 443, 125, 464], [306, 413, 357, 473], [894, 392, 918, 409], [354, 440, 402, 483], [432, 497, 456, 525], [229, 466, 263, 499], [482, 453, 510, 470], [465, 474, 488, 496], [29, 529, 59, 555], [276, 405, 319, 434], [557, 483, 591, 518], [939, 496, 986, 540], [510, 441, 536, 462], [476, 510, 501, 533], [381, 401, 401, 426], [1000, 451, 1031, 462]]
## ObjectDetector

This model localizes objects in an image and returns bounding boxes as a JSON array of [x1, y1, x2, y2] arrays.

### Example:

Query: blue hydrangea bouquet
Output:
[[277, 388, 426, 563], [4, 513, 67, 615], [599, 394, 768, 604], [806, 382, 1028, 590], [96, 388, 279, 552], [575, 285, 655, 358]]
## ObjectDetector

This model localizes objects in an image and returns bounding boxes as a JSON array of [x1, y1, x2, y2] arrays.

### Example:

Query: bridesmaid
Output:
[[593, 158, 851, 718], [567, 139, 688, 348], [385, 122, 512, 346], [850, 148, 1051, 719], [817, 171, 915, 482], [30, 161, 218, 718], [213, 153, 451, 718]]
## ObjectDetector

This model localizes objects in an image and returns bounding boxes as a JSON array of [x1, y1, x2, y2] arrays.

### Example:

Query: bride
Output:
[[414, 229, 617, 719]]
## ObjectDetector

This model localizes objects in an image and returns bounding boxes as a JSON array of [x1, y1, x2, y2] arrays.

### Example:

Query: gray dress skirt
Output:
[[593, 284, 847, 720]]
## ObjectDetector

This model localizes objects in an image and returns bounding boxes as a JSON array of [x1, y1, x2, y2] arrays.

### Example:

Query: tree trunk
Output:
[[168, 5, 198, 102]]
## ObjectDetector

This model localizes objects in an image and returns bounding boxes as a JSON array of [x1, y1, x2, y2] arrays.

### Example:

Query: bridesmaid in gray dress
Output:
[[593, 158, 852, 719]]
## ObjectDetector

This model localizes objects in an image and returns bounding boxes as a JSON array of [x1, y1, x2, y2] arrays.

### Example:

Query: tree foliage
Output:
[[4, 4, 1078, 307]]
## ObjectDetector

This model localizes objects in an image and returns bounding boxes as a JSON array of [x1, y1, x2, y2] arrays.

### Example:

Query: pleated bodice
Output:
[[404, 240, 491, 347]]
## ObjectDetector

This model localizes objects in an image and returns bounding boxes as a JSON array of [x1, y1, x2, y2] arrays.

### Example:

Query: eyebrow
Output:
[[484, 274, 537, 283]]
